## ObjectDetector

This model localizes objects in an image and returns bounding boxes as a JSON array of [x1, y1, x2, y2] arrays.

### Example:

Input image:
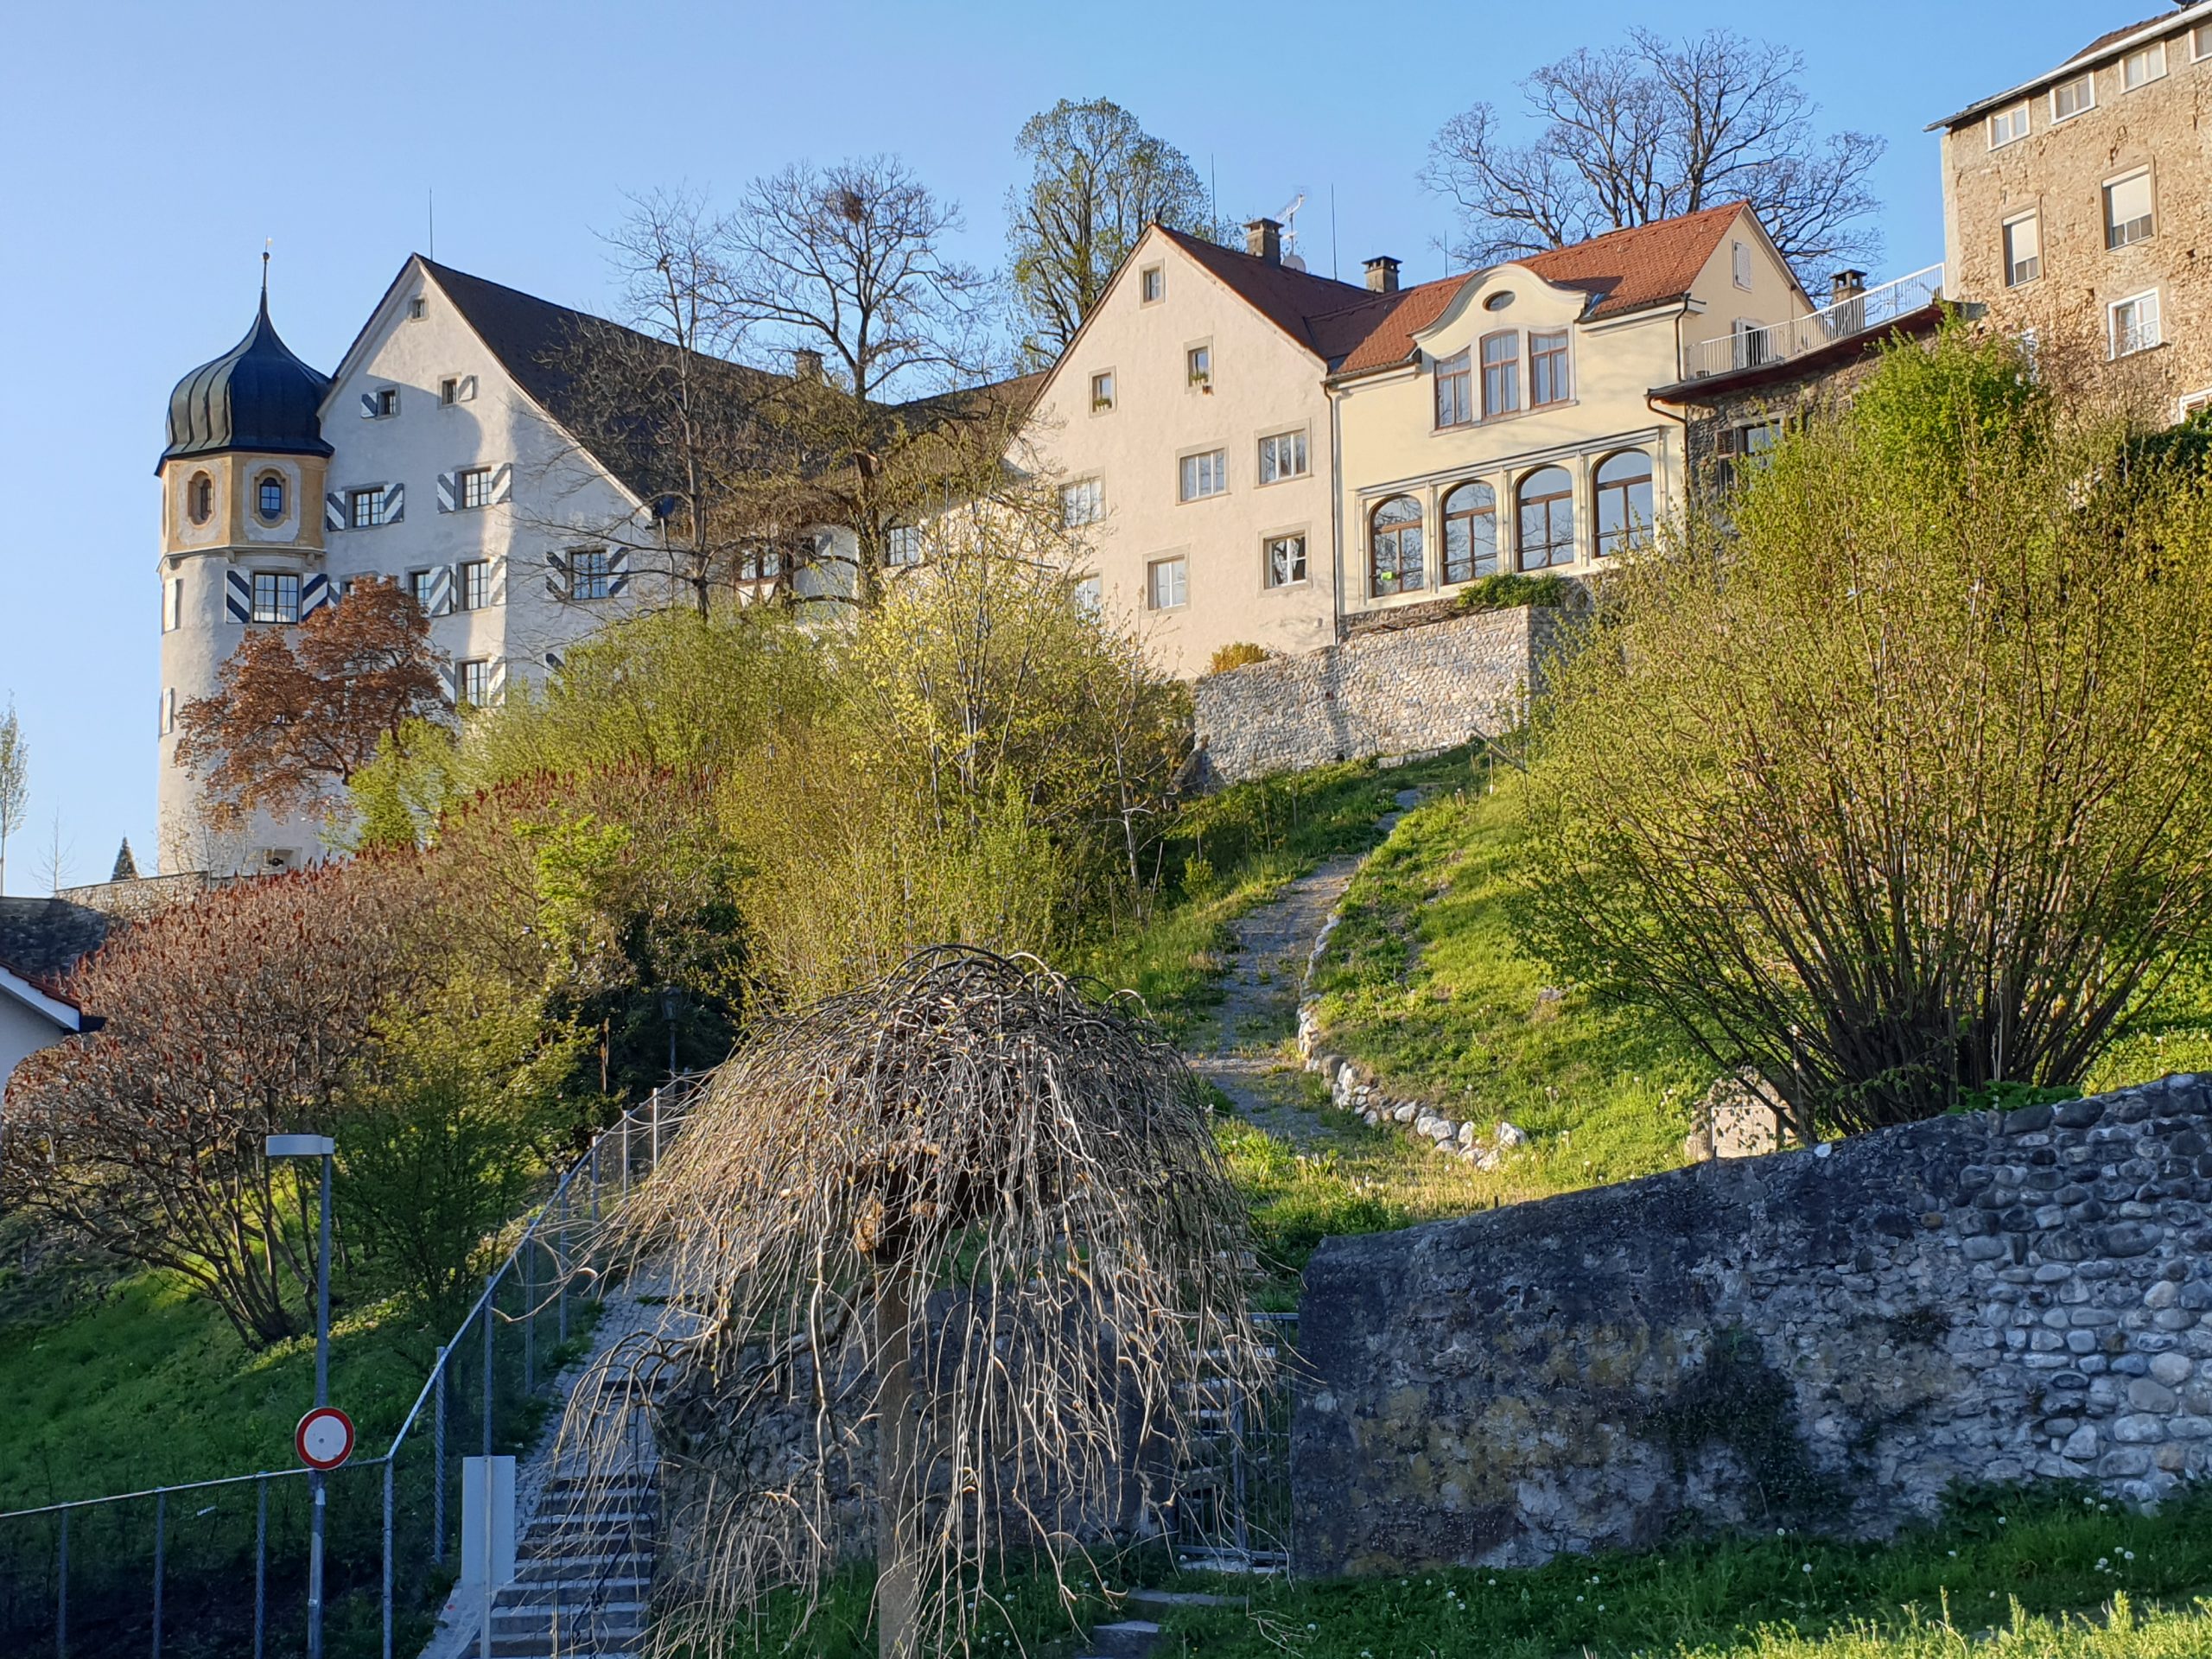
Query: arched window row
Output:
[[1365, 447, 1654, 596]]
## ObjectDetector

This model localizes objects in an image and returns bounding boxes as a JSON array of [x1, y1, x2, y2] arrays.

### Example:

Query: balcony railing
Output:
[[1681, 264, 1946, 381]]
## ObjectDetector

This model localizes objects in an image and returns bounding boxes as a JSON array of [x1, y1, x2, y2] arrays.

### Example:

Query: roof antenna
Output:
[[428, 188, 435, 261], [1331, 186, 1339, 282]]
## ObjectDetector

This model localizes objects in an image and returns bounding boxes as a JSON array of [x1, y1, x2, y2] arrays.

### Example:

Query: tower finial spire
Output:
[[261, 240, 271, 310]]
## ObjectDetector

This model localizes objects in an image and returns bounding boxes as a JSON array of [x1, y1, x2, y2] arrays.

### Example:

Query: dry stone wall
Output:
[[1294, 1073, 2212, 1576], [1192, 606, 1554, 786]]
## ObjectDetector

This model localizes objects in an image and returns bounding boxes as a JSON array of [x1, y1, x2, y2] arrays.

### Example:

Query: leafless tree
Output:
[[524, 190, 814, 618], [0, 697, 26, 895], [1006, 99, 1217, 361], [1422, 28, 1885, 279], [721, 155, 1006, 609], [560, 948, 1268, 1659]]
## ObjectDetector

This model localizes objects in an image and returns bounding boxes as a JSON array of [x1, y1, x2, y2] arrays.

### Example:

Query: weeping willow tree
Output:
[[563, 947, 1267, 1657]]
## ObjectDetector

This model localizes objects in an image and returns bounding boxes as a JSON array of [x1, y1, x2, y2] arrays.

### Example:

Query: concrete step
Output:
[[1088, 1618, 1163, 1657]]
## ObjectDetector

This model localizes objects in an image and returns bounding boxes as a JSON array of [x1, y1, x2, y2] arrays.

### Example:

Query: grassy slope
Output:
[[1306, 770, 1711, 1193], [1147, 1486, 2212, 1659]]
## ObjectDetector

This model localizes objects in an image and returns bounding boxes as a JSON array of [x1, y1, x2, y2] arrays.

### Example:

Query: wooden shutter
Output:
[[300, 574, 332, 617], [488, 556, 508, 607], [607, 548, 630, 598], [224, 569, 252, 623], [434, 662, 456, 702], [544, 549, 570, 601], [488, 463, 512, 505], [426, 566, 454, 617], [380, 482, 405, 524], [325, 493, 346, 531], [487, 661, 507, 704], [435, 472, 457, 512], [359, 391, 381, 419]]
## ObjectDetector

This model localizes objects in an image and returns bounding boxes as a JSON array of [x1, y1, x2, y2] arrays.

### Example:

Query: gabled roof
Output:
[[1156, 228, 1374, 357], [0, 898, 111, 982], [0, 955, 84, 1034], [1929, 1, 2212, 129]]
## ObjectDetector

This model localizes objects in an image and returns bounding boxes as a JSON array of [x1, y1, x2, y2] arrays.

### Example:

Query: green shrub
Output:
[[1456, 573, 1573, 612]]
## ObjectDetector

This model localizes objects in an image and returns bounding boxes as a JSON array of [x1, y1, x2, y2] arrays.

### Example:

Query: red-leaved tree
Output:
[[175, 576, 448, 825]]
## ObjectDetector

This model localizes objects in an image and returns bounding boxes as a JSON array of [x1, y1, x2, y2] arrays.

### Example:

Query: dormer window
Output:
[[257, 474, 286, 523], [186, 472, 213, 525]]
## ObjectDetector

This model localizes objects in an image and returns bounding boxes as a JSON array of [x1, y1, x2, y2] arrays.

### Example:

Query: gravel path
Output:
[[1185, 789, 1422, 1147]]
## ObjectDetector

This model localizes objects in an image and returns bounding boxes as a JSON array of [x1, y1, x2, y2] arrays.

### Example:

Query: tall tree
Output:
[[0, 698, 25, 896], [1006, 99, 1216, 359], [1422, 28, 1885, 279], [720, 155, 1001, 609], [175, 576, 448, 826]]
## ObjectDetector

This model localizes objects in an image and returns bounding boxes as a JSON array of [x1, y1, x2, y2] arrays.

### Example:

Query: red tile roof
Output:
[[1156, 205, 1749, 382]]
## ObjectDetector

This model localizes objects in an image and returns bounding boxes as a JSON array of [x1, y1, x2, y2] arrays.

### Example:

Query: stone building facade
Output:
[[1295, 1073, 2212, 1575], [1931, 3, 2212, 423]]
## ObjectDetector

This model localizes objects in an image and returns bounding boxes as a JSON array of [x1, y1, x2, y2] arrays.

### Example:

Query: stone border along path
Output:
[[1185, 782, 1529, 1168]]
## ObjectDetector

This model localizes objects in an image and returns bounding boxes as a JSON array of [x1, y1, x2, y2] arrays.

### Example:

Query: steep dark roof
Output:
[[0, 898, 112, 982], [1158, 229, 1375, 359], [162, 289, 333, 470]]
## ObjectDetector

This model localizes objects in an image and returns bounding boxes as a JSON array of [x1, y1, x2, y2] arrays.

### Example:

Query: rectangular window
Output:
[[1146, 556, 1187, 611], [1732, 239, 1754, 289], [2122, 41, 2166, 90], [1714, 421, 1780, 493], [2196, 22, 2211, 60], [458, 467, 493, 510], [1186, 345, 1211, 388], [1140, 265, 1165, 303], [1060, 479, 1104, 527], [440, 377, 460, 406], [1265, 533, 1308, 588], [348, 487, 387, 528], [1072, 575, 1103, 619], [1179, 449, 1227, 501], [458, 659, 493, 708], [2106, 171, 2154, 249], [160, 688, 175, 735], [457, 560, 491, 610], [405, 569, 435, 608], [1433, 350, 1472, 428], [1090, 370, 1116, 410], [1257, 429, 1308, 483], [2051, 72, 2094, 120], [736, 544, 782, 583], [362, 386, 398, 418], [887, 524, 924, 566], [1987, 101, 2031, 148], [162, 578, 181, 632], [251, 572, 300, 625], [569, 548, 613, 601], [1480, 333, 1520, 418], [2111, 291, 2162, 358], [2003, 213, 2042, 286], [1529, 331, 1570, 405]]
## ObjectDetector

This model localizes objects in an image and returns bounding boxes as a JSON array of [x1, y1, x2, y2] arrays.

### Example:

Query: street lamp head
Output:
[[265, 1134, 336, 1158]]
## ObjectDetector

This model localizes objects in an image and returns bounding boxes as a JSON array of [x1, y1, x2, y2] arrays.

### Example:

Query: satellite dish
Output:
[[1282, 253, 1308, 272]]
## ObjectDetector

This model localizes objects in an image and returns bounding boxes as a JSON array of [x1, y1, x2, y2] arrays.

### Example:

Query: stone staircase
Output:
[[1075, 1589, 1239, 1659], [481, 1469, 657, 1657]]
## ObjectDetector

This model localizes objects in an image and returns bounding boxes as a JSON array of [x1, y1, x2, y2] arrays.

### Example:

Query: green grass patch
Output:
[[1147, 1484, 2212, 1658], [1306, 772, 1710, 1194], [1080, 752, 1480, 1039]]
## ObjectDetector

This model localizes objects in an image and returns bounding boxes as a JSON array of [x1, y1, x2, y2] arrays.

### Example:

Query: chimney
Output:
[[792, 346, 824, 381], [1363, 256, 1401, 295], [1829, 270, 1867, 306], [1244, 218, 1282, 264]]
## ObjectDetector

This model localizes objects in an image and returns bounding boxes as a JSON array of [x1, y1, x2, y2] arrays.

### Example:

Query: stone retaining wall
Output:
[[1294, 1074, 2212, 1575], [1192, 606, 1554, 786]]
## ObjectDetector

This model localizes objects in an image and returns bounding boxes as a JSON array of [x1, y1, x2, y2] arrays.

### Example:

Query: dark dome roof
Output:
[[161, 289, 333, 469]]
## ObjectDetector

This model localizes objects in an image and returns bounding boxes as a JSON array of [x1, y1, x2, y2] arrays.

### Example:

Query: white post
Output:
[[461, 1454, 517, 1659]]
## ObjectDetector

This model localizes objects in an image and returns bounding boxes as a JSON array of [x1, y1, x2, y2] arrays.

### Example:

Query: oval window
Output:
[[257, 475, 286, 522], [187, 473, 214, 525], [1483, 290, 1515, 312]]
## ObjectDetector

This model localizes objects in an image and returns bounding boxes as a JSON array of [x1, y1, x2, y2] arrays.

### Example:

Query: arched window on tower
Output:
[[257, 474, 286, 523], [1594, 450, 1654, 557], [187, 473, 214, 526]]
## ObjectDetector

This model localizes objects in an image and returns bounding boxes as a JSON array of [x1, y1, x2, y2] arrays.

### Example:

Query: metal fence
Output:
[[0, 1080, 702, 1659], [1164, 1312, 1297, 1574], [1680, 264, 1948, 381]]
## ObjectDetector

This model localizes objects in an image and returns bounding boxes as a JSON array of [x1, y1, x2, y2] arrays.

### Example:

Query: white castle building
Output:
[[156, 257, 714, 874]]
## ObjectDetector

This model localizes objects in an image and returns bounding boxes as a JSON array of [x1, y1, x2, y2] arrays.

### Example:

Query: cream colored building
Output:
[[1931, 2, 2212, 420], [1024, 206, 1815, 672]]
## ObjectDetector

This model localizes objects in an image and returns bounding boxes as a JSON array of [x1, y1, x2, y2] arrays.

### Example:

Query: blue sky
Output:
[[0, 0, 2114, 887]]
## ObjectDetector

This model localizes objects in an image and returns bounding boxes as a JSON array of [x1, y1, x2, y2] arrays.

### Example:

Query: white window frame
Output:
[[1071, 575, 1103, 619], [1179, 448, 1227, 503], [1986, 101, 2031, 148], [251, 571, 301, 625], [1089, 369, 1116, 412], [1264, 531, 1308, 589], [456, 559, 492, 610], [458, 467, 494, 510], [1140, 264, 1165, 304], [2178, 388, 2212, 420], [2051, 72, 2095, 121], [2121, 41, 2166, 91], [160, 688, 175, 735], [1146, 555, 1188, 612], [2109, 289, 2162, 359], [458, 658, 493, 708], [1257, 429, 1309, 485], [1731, 240, 1753, 289], [1185, 343, 1212, 389], [2103, 169, 2155, 250], [2002, 212, 2042, 287], [2195, 22, 2211, 61], [1060, 478, 1104, 529], [886, 524, 925, 566], [162, 578, 181, 632]]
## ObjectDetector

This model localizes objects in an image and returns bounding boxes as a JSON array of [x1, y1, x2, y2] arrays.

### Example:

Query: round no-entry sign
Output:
[[296, 1407, 355, 1471]]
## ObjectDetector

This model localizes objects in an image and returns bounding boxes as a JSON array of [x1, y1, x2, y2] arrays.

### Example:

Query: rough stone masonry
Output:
[[1294, 1073, 2212, 1574]]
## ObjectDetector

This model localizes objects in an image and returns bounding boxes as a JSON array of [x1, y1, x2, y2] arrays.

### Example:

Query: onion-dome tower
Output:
[[156, 257, 334, 874]]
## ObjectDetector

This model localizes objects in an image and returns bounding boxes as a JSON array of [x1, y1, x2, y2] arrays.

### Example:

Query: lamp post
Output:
[[267, 1132, 336, 1659], [660, 984, 682, 1079]]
